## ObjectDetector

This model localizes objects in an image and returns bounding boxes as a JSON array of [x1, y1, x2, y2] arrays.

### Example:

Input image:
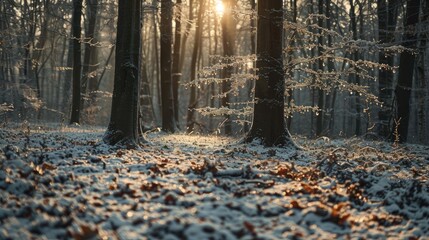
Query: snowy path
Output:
[[0, 126, 428, 239]]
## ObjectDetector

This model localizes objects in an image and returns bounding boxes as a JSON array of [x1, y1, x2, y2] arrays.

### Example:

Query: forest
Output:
[[0, 0, 428, 239]]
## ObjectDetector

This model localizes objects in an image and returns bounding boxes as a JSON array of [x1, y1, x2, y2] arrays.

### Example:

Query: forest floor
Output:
[[0, 123, 428, 239]]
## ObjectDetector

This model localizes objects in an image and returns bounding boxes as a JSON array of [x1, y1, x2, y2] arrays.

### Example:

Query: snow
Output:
[[0, 125, 429, 239]]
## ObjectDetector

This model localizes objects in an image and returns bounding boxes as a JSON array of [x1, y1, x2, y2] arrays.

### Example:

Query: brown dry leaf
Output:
[[41, 162, 56, 171], [243, 221, 256, 235], [116, 150, 124, 157], [91, 201, 103, 207], [276, 166, 291, 176], [71, 224, 99, 240], [149, 165, 161, 174], [140, 182, 162, 192], [164, 194, 177, 205], [290, 200, 305, 209], [301, 183, 319, 194], [333, 202, 348, 212], [72, 160, 83, 165], [338, 213, 351, 225]]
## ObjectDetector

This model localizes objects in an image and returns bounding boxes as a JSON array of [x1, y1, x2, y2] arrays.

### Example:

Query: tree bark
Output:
[[220, 0, 236, 135], [172, 0, 182, 124], [325, 0, 336, 134], [104, 0, 142, 146], [186, 0, 206, 133], [316, 0, 324, 136], [160, 0, 176, 132], [377, 0, 398, 138], [82, 0, 99, 116], [349, 0, 361, 136], [70, 0, 83, 124], [244, 0, 296, 147], [179, 0, 194, 72], [393, 0, 420, 143], [416, 0, 428, 143], [286, 0, 297, 130]]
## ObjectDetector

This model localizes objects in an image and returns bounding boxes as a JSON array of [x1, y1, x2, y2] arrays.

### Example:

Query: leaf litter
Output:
[[0, 126, 428, 239]]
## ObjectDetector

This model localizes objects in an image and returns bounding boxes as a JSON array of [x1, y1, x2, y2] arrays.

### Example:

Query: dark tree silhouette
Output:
[[160, 0, 176, 133], [69, 0, 83, 124], [244, 0, 297, 147], [316, 0, 324, 137], [377, 0, 398, 138], [220, 0, 236, 135], [103, 0, 142, 146], [81, 0, 99, 113], [186, 0, 206, 133], [393, 0, 421, 143], [172, 0, 182, 125]]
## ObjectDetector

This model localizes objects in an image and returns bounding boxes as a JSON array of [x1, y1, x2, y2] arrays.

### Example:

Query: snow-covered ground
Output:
[[0, 124, 428, 239]]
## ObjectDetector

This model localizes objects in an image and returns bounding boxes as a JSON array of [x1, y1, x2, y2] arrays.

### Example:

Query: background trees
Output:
[[0, 0, 428, 145]]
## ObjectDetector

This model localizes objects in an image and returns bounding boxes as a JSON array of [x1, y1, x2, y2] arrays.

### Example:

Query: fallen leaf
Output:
[[243, 221, 256, 235], [41, 162, 56, 170], [290, 200, 305, 209]]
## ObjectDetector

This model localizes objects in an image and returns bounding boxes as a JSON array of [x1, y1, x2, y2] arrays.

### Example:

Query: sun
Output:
[[215, 0, 225, 16]]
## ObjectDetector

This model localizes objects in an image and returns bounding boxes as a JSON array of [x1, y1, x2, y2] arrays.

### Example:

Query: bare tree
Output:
[[377, 0, 398, 138], [104, 0, 142, 146], [393, 0, 421, 142], [70, 0, 83, 124], [172, 0, 182, 125], [220, 0, 236, 135], [81, 0, 99, 119], [160, 0, 176, 132], [186, 0, 206, 133], [244, 0, 297, 147]]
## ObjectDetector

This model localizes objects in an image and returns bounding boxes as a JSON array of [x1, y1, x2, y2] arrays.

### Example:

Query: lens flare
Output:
[[215, 0, 225, 16]]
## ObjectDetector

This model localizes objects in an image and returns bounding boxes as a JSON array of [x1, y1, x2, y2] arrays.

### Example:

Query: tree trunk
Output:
[[316, 0, 324, 136], [179, 0, 194, 72], [139, 54, 156, 130], [160, 0, 176, 132], [244, 0, 296, 147], [377, 0, 398, 138], [172, 0, 182, 125], [286, 0, 297, 130], [220, 0, 236, 135], [70, 0, 83, 124], [244, 0, 256, 133], [104, 0, 142, 146], [393, 0, 420, 143], [349, 0, 361, 136], [186, 0, 206, 133], [62, 31, 74, 116], [325, 0, 336, 135], [416, 0, 428, 143], [81, 0, 99, 118], [153, 12, 161, 122]]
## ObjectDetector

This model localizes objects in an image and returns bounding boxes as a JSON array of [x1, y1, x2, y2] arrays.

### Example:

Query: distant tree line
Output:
[[0, 0, 428, 146]]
